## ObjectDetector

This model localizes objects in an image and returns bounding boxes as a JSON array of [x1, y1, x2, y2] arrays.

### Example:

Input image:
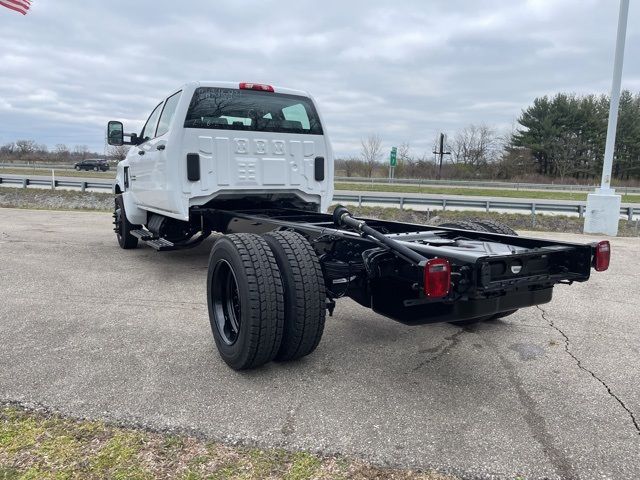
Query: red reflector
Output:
[[594, 240, 610, 272], [424, 258, 451, 298], [239, 82, 274, 92]]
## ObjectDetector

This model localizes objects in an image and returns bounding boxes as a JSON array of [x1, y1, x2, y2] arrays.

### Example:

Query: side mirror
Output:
[[107, 121, 124, 146]]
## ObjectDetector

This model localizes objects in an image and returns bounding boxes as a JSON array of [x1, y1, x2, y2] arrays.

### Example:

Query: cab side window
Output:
[[156, 91, 182, 137], [140, 103, 163, 143]]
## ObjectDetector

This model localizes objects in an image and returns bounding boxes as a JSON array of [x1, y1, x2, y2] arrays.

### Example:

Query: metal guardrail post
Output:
[[22, 179, 27, 189], [531, 203, 537, 228], [358, 195, 362, 207], [628, 206, 633, 221], [578, 205, 584, 218], [442, 199, 447, 211], [400, 197, 404, 210], [485, 201, 490, 212]]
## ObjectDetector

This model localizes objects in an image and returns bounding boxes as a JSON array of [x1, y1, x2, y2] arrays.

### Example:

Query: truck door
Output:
[[130, 102, 162, 208], [147, 90, 182, 212]]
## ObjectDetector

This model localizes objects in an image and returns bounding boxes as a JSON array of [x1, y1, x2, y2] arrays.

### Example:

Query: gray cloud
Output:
[[0, 0, 638, 157]]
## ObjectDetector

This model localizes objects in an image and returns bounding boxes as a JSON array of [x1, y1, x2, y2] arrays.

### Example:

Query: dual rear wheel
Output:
[[207, 231, 326, 370]]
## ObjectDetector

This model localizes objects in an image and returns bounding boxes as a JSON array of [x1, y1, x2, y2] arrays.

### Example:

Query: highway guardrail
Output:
[[1, 174, 638, 221]]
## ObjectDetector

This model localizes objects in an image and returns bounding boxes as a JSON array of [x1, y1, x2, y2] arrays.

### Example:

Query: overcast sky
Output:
[[1, 0, 638, 157]]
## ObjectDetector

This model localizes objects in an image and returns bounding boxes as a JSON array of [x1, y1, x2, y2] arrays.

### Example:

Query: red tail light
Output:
[[594, 240, 610, 272], [424, 258, 451, 298], [239, 82, 274, 92]]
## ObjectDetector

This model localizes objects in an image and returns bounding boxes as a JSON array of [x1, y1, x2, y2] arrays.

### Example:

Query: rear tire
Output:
[[263, 231, 326, 361], [207, 234, 285, 370], [472, 219, 517, 236], [114, 195, 140, 249]]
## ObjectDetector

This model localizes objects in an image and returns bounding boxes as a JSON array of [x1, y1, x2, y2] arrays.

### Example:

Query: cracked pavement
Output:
[[0, 209, 639, 479]]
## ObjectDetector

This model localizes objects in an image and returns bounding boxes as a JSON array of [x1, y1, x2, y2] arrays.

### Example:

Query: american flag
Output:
[[0, 0, 31, 15]]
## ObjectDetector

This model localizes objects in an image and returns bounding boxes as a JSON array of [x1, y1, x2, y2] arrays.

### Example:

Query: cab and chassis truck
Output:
[[107, 81, 611, 370]]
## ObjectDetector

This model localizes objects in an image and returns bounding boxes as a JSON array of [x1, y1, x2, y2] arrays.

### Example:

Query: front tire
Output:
[[263, 231, 326, 361], [114, 195, 140, 249], [207, 234, 285, 370]]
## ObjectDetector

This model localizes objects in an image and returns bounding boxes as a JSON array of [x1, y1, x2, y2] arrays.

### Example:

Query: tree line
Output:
[[338, 90, 640, 184]]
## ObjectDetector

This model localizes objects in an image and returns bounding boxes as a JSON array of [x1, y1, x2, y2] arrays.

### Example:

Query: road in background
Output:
[[0, 209, 638, 480]]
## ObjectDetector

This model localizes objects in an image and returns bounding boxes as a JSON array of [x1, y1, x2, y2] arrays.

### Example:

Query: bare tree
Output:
[[0, 142, 15, 156], [397, 142, 412, 164], [14, 139, 37, 158], [360, 134, 383, 177], [108, 145, 130, 162], [452, 124, 499, 172], [74, 145, 90, 161], [54, 144, 70, 162]]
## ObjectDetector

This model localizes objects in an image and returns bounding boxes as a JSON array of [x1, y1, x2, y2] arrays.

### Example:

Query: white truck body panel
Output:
[[115, 81, 334, 222]]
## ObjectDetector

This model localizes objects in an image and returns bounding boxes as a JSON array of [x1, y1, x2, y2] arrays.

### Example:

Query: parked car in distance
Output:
[[74, 159, 109, 171]]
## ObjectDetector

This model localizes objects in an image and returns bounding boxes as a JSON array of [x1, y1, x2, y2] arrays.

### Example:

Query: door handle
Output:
[[138, 150, 145, 155], [156, 144, 166, 151]]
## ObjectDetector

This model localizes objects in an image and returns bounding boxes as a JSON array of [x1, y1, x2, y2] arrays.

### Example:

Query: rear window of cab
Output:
[[184, 87, 323, 135]]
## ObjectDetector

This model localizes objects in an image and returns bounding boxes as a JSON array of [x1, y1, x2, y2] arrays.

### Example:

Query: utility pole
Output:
[[584, 0, 629, 236], [432, 133, 450, 180]]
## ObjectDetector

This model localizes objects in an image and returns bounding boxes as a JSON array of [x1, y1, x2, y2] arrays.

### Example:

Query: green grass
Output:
[[0, 406, 454, 480], [335, 182, 640, 204]]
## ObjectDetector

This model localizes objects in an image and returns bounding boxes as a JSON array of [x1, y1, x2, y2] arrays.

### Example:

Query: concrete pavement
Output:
[[0, 208, 638, 479]]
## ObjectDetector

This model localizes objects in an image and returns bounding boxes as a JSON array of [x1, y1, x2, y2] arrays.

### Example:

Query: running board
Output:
[[130, 229, 176, 251], [129, 229, 211, 252]]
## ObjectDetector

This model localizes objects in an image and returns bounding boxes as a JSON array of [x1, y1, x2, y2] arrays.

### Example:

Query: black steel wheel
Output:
[[263, 231, 326, 361], [113, 194, 140, 249], [207, 234, 284, 370], [210, 259, 242, 345]]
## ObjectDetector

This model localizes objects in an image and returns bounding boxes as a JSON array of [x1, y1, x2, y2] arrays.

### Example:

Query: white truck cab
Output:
[[108, 81, 334, 229]]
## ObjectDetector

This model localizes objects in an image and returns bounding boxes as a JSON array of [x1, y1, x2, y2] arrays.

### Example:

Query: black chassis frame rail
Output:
[[193, 206, 595, 325]]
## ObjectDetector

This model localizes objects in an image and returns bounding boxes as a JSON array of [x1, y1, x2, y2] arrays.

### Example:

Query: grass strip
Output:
[[0, 405, 454, 480]]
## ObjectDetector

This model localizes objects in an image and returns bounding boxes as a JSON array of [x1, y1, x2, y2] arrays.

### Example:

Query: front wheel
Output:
[[113, 195, 140, 249], [207, 234, 285, 370], [75, 166, 80, 171]]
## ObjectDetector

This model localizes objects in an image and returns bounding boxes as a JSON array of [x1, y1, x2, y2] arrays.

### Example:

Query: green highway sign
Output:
[[390, 146, 397, 167]]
